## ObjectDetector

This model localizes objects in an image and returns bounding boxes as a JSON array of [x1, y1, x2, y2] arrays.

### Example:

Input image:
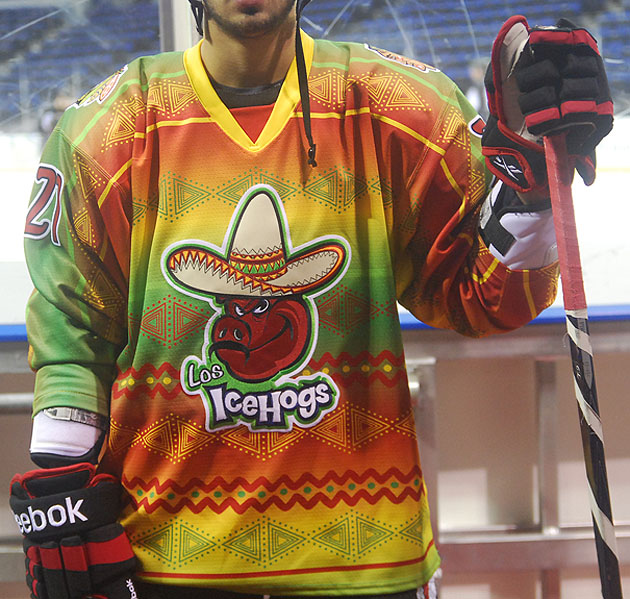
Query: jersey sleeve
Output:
[[24, 118, 131, 418], [392, 84, 559, 337]]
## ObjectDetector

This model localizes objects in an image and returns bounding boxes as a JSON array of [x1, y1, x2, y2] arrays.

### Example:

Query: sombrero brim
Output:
[[167, 243, 346, 297]]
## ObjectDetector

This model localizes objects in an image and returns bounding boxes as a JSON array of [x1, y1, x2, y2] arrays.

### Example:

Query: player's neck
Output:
[[201, 21, 296, 88]]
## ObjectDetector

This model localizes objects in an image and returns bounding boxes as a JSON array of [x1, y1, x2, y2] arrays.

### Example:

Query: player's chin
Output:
[[233, 16, 287, 37]]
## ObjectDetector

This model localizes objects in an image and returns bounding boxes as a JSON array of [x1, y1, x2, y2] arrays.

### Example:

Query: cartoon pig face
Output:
[[210, 296, 311, 382]]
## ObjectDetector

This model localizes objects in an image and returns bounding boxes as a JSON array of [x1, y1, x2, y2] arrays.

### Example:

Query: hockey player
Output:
[[10, 0, 612, 597]]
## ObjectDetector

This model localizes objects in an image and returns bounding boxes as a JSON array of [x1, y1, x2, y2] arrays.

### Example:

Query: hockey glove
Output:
[[482, 15, 613, 193], [10, 463, 138, 599]]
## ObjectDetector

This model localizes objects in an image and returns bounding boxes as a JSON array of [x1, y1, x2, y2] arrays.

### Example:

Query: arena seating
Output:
[[0, 0, 628, 131], [0, 1, 159, 129]]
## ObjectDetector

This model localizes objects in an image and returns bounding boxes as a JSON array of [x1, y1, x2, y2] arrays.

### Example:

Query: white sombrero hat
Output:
[[166, 189, 347, 297]]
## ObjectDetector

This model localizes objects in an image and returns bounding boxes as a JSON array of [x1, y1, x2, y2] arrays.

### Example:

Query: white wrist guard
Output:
[[479, 181, 557, 270], [30, 408, 108, 467]]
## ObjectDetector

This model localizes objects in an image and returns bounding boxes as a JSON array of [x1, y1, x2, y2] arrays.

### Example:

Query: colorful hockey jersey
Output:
[[24, 33, 558, 595]]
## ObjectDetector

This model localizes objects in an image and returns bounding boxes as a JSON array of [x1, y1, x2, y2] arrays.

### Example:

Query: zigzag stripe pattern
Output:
[[112, 363, 181, 400], [113, 348, 407, 400], [130, 487, 423, 515], [125, 466, 422, 494], [123, 466, 424, 515], [308, 350, 407, 388], [310, 350, 404, 369]]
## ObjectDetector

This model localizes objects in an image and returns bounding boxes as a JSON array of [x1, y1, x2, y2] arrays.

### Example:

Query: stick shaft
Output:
[[544, 133, 623, 599]]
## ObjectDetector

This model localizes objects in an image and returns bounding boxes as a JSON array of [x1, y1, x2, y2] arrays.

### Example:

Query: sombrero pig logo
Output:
[[162, 185, 350, 432]]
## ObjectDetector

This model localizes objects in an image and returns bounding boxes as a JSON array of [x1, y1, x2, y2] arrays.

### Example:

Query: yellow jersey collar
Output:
[[183, 32, 315, 152]]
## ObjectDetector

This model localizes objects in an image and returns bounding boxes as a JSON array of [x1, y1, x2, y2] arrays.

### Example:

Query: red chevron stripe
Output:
[[112, 363, 182, 400], [123, 466, 422, 495], [116, 362, 180, 379], [335, 370, 407, 388], [141, 540, 434, 580], [130, 486, 424, 514], [310, 350, 404, 369], [112, 382, 182, 401]]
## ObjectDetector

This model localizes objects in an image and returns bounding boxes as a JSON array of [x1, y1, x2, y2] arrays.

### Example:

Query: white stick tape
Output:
[[573, 378, 604, 442], [566, 318, 593, 355], [589, 483, 620, 558]]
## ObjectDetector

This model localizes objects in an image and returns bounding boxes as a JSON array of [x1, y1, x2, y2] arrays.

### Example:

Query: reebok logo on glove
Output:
[[126, 579, 138, 599], [14, 496, 88, 534], [491, 155, 525, 184]]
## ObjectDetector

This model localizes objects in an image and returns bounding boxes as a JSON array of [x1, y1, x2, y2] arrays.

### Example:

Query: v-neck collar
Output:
[[184, 32, 314, 152]]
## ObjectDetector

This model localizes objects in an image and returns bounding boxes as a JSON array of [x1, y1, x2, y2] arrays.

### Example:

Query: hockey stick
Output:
[[544, 132, 623, 599]]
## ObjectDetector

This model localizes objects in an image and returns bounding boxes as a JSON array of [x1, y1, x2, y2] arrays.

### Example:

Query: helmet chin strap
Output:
[[295, 0, 317, 166], [189, 0, 205, 36], [187, 0, 317, 167]]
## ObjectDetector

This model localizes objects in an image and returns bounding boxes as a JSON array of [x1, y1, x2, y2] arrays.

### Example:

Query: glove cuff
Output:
[[482, 115, 548, 193]]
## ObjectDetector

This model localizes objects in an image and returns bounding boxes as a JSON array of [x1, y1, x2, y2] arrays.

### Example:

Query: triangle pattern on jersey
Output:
[[220, 426, 264, 456], [223, 523, 262, 562], [173, 302, 209, 341], [383, 300, 398, 318], [216, 174, 256, 205], [309, 409, 348, 449], [332, 72, 347, 105], [268, 522, 306, 560], [365, 74, 393, 106], [339, 170, 369, 208], [131, 198, 148, 224], [137, 524, 174, 560], [158, 177, 171, 217], [308, 72, 333, 104], [386, 79, 426, 110], [370, 177, 394, 208], [73, 151, 103, 198], [394, 410, 417, 436], [259, 173, 298, 202], [440, 106, 468, 148], [356, 516, 394, 554], [317, 291, 343, 331], [140, 302, 169, 342], [176, 420, 215, 459], [171, 177, 211, 216], [147, 85, 167, 112], [168, 82, 197, 113], [351, 407, 390, 446], [304, 171, 339, 208], [345, 291, 374, 331], [122, 95, 146, 120], [468, 167, 487, 204], [105, 109, 136, 145], [83, 270, 123, 314], [312, 519, 351, 556], [141, 420, 175, 458], [108, 421, 140, 454], [178, 523, 216, 562], [399, 514, 424, 544], [266, 428, 306, 454], [73, 209, 96, 248]]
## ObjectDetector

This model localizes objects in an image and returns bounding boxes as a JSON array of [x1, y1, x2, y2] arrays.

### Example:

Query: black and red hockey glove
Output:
[[10, 463, 138, 599], [482, 15, 613, 193]]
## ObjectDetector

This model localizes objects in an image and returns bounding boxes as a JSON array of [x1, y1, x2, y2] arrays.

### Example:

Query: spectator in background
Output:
[[465, 57, 489, 120], [38, 90, 73, 139]]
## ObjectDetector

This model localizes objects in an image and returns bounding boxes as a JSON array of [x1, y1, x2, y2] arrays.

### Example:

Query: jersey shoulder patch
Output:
[[364, 45, 440, 73]]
